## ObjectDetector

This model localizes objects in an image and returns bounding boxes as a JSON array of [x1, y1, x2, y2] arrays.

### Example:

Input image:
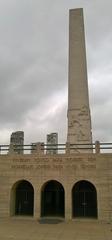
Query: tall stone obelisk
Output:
[[67, 8, 92, 152]]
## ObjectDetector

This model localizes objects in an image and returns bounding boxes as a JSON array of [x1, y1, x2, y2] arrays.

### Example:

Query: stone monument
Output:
[[67, 8, 92, 152]]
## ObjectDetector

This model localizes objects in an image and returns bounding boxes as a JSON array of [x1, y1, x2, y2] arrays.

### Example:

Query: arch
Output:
[[72, 180, 97, 218], [11, 180, 34, 216], [41, 180, 65, 217]]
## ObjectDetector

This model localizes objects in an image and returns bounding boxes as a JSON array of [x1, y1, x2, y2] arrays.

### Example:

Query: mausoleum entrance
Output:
[[41, 180, 65, 217], [15, 180, 34, 216], [72, 180, 97, 218]]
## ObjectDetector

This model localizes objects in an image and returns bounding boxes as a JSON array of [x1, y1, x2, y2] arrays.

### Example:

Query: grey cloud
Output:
[[0, 0, 112, 144]]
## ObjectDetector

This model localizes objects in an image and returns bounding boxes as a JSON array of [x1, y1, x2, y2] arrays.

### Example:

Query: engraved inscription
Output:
[[11, 162, 96, 170]]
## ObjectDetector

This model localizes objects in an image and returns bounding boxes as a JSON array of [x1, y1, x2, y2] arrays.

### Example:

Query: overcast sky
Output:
[[0, 0, 112, 145]]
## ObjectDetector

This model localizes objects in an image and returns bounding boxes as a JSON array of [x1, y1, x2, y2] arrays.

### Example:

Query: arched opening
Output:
[[72, 180, 97, 218], [13, 180, 34, 216], [41, 180, 65, 217]]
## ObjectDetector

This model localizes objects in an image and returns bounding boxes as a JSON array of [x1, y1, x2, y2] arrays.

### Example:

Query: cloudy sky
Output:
[[0, 0, 112, 145]]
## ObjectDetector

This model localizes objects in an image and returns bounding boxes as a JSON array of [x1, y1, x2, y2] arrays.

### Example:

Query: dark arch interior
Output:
[[72, 180, 97, 218], [15, 180, 34, 216], [41, 180, 65, 217]]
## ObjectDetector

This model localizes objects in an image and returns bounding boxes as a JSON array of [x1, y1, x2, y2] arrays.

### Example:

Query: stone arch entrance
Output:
[[41, 180, 65, 217], [72, 180, 97, 218], [11, 180, 34, 216]]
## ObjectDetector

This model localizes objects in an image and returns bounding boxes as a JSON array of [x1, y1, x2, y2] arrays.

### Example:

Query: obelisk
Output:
[[67, 8, 92, 152]]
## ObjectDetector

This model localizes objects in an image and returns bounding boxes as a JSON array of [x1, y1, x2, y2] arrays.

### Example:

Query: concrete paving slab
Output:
[[0, 218, 112, 240]]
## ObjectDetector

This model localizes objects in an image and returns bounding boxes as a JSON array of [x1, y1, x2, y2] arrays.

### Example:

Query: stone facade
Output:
[[0, 151, 111, 221]]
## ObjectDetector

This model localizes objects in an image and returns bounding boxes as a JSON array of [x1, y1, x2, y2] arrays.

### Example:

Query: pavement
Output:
[[0, 217, 112, 240]]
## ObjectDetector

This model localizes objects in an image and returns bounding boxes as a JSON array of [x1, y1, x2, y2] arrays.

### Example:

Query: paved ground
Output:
[[0, 217, 112, 240]]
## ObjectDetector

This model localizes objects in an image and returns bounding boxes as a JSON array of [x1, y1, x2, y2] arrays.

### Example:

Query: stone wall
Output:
[[0, 152, 111, 222]]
